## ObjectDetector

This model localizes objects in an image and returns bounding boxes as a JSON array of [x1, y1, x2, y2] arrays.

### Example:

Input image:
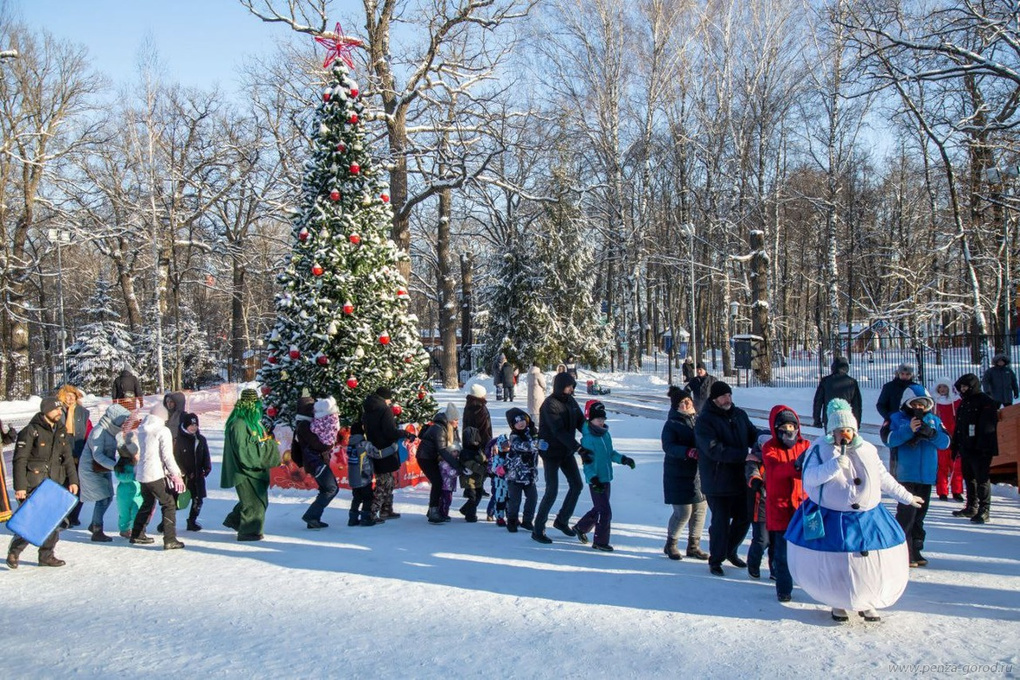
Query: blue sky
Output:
[[6, 0, 310, 91]]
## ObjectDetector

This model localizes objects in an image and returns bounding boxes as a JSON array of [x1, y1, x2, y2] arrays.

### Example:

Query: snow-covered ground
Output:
[[2, 380, 1019, 679]]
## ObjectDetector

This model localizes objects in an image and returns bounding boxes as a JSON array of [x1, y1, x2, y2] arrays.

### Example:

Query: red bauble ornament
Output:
[[266, 406, 278, 418], [378, 332, 390, 345], [396, 287, 408, 299], [260, 385, 270, 396], [391, 404, 402, 416], [312, 264, 324, 276], [346, 377, 359, 389], [289, 346, 301, 360], [316, 355, 329, 366], [323, 92, 331, 102], [403, 356, 413, 363], [349, 163, 360, 175], [267, 355, 279, 365], [380, 193, 390, 203], [343, 302, 354, 315], [350, 87, 359, 98], [336, 142, 347, 153], [348, 113, 359, 124], [349, 234, 361, 245], [329, 189, 341, 202], [417, 391, 426, 400], [298, 228, 309, 242]]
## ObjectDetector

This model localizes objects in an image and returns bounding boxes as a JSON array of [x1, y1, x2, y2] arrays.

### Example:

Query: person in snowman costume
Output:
[[785, 399, 924, 623]]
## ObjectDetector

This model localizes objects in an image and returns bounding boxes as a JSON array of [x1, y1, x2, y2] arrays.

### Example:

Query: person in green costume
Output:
[[221, 389, 280, 541]]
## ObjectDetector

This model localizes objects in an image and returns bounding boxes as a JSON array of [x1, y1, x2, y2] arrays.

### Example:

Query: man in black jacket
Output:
[[112, 367, 144, 410], [694, 381, 757, 576], [362, 387, 414, 521], [685, 363, 717, 413], [533, 372, 586, 544], [951, 374, 1000, 524], [7, 397, 78, 568], [812, 357, 862, 430]]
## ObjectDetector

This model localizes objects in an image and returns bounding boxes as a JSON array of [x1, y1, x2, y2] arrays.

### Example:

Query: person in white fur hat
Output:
[[785, 398, 923, 623]]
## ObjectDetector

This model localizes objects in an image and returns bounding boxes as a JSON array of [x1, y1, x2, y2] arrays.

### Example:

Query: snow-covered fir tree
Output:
[[482, 175, 611, 370], [65, 279, 136, 394], [134, 305, 218, 391], [481, 237, 556, 367], [258, 43, 436, 426], [539, 185, 611, 367]]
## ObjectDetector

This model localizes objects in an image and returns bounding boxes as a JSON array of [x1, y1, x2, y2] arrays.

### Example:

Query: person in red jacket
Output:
[[761, 405, 809, 603], [933, 378, 963, 502]]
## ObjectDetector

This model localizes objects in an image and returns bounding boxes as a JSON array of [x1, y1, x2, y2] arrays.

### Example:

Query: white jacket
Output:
[[134, 414, 181, 484], [527, 366, 547, 420], [802, 437, 914, 512]]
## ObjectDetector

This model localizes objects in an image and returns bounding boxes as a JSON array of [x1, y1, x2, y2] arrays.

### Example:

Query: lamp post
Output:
[[47, 228, 71, 382], [682, 222, 696, 364]]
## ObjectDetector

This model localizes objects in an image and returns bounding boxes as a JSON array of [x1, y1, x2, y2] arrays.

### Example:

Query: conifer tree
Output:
[[65, 279, 135, 393]]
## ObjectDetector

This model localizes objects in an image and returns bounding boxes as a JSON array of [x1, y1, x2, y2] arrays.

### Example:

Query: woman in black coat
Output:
[[951, 373, 1000, 524], [661, 386, 708, 560], [415, 407, 460, 524]]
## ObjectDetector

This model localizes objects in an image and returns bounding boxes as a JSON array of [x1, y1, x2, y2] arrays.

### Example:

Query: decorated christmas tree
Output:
[[65, 279, 135, 394], [258, 25, 436, 426]]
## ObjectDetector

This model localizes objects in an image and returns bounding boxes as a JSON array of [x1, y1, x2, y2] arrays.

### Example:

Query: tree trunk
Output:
[[437, 188, 458, 389], [750, 230, 771, 383], [460, 252, 473, 374], [231, 260, 247, 383]]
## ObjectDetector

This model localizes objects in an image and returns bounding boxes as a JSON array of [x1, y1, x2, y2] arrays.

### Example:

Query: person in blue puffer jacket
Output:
[[571, 401, 635, 552], [887, 383, 950, 567]]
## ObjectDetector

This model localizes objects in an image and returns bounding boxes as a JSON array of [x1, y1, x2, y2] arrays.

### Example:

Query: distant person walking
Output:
[[811, 358, 861, 431], [982, 353, 1018, 407], [112, 366, 144, 411]]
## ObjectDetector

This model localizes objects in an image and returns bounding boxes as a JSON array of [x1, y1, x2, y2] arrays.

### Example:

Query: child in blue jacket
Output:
[[888, 384, 950, 567], [572, 401, 635, 551]]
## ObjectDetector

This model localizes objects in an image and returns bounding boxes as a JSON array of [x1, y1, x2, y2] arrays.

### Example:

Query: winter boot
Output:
[[531, 530, 553, 544], [971, 483, 992, 523], [130, 533, 155, 545], [360, 511, 377, 527], [954, 480, 977, 517], [307, 519, 329, 529], [348, 509, 361, 527], [858, 609, 881, 622], [521, 519, 534, 531], [38, 555, 66, 567], [952, 506, 977, 518], [686, 541, 710, 560], [90, 529, 113, 543], [507, 518, 519, 533], [573, 524, 589, 544], [552, 519, 576, 537], [427, 507, 445, 525], [727, 553, 747, 568], [163, 540, 186, 550], [663, 538, 682, 561], [187, 500, 203, 531], [831, 608, 850, 622], [952, 493, 965, 502]]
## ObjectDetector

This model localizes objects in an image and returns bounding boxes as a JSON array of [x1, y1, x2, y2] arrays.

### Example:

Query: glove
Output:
[[750, 477, 763, 492], [169, 475, 185, 494], [620, 455, 635, 469], [687, 448, 699, 460], [909, 496, 924, 509], [404, 432, 417, 442], [578, 446, 594, 465], [495, 465, 506, 477], [916, 423, 936, 440], [836, 455, 852, 471], [590, 477, 605, 493]]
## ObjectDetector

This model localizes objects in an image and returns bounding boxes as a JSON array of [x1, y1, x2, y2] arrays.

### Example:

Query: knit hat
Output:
[[149, 403, 169, 421], [470, 384, 487, 399], [696, 362, 706, 370], [709, 381, 732, 401], [667, 385, 691, 410], [375, 386, 393, 400], [774, 409, 798, 430], [445, 402, 460, 422], [826, 398, 858, 433], [506, 407, 530, 428], [314, 396, 339, 419], [238, 388, 260, 406], [585, 400, 607, 421], [897, 362, 915, 375], [181, 412, 199, 429], [40, 396, 62, 414]]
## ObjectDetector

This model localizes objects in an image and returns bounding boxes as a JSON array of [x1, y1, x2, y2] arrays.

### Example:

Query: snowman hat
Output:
[[826, 398, 858, 434]]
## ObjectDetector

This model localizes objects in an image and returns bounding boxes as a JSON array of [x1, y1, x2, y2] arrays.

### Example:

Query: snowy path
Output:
[[2, 390, 1019, 678]]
